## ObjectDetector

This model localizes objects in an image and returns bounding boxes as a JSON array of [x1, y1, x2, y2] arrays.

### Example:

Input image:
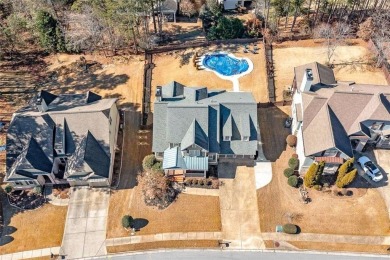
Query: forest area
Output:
[[0, 0, 389, 58]]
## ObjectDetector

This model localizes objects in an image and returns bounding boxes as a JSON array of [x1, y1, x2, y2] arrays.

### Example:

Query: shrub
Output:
[[287, 176, 298, 187], [336, 169, 358, 188], [283, 224, 298, 234], [284, 168, 294, 178], [304, 163, 319, 188], [4, 185, 12, 194], [192, 179, 199, 185], [205, 178, 212, 186], [142, 154, 156, 171], [122, 215, 134, 229], [199, 179, 205, 186], [313, 185, 322, 191], [314, 161, 325, 184], [33, 186, 42, 194], [151, 161, 163, 173], [185, 179, 193, 185], [288, 157, 299, 170], [292, 153, 299, 159], [286, 135, 297, 147], [336, 158, 355, 186]]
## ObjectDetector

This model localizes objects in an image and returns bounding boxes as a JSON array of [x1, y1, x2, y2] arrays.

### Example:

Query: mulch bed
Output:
[[8, 190, 46, 210]]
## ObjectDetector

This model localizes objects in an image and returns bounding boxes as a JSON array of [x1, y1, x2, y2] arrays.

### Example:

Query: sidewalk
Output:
[[106, 232, 223, 247], [262, 232, 390, 245], [0, 247, 60, 260], [182, 187, 219, 196]]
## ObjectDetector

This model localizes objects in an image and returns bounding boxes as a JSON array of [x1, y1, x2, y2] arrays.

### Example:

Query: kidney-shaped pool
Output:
[[202, 53, 250, 77]]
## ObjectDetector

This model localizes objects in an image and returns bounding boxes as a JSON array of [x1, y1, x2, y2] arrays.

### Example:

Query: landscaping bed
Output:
[[184, 178, 219, 189], [7, 189, 46, 210]]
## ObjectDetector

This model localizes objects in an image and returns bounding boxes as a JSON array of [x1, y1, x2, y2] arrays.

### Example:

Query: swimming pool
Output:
[[202, 53, 250, 76]]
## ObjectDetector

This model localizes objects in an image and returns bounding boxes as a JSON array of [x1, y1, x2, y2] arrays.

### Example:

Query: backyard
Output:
[[273, 39, 389, 101], [151, 42, 269, 106]]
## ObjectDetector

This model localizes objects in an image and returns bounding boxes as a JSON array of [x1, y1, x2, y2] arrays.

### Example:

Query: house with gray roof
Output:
[[152, 82, 258, 178], [5, 90, 120, 189], [291, 62, 390, 174]]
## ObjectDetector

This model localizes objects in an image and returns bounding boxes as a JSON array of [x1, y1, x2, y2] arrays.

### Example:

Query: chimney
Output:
[[36, 92, 48, 112], [156, 86, 162, 102], [300, 69, 314, 93]]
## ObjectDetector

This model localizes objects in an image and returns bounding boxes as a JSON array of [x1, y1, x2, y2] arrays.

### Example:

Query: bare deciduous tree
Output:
[[314, 22, 351, 65], [180, 0, 197, 18]]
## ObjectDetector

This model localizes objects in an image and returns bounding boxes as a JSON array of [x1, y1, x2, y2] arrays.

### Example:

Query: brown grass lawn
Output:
[[288, 241, 390, 254], [107, 187, 221, 238], [0, 204, 67, 254], [107, 240, 219, 253], [45, 54, 145, 108], [273, 39, 389, 101], [151, 43, 269, 108], [257, 147, 390, 236]]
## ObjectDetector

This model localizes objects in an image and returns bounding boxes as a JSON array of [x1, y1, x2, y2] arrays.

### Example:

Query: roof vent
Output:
[[306, 69, 313, 80], [156, 86, 162, 102]]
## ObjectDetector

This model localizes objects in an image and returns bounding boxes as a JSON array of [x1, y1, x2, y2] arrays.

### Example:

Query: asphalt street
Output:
[[95, 250, 390, 260]]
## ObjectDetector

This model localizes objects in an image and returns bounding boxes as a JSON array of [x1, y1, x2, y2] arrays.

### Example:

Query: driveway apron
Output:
[[61, 187, 110, 259]]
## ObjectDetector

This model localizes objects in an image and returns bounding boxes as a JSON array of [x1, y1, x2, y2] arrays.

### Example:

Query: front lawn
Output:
[[107, 188, 221, 238]]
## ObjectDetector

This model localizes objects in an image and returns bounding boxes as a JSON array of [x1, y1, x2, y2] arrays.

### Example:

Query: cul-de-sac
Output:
[[1, 1, 390, 259]]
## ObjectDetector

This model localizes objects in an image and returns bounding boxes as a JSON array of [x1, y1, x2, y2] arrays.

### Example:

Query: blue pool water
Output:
[[202, 53, 249, 76]]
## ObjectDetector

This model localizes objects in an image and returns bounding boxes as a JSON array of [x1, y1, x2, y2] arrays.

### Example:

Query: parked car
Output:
[[357, 156, 383, 182], [275, 224, 299, 234]]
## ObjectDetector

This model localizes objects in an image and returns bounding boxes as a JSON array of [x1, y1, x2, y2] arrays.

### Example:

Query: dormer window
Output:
[[224, 136, 231, 141], [242, 136, 249, 141]]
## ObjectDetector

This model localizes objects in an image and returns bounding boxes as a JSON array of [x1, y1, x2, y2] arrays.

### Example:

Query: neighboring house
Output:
[[152, 81, 258, 178], [217, 0, 252, 10], [291, 62, 390, 175], [5, 91, 120, 189]]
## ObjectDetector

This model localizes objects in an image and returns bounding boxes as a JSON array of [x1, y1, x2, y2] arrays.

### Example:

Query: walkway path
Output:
[[254, 162, 273, 189], [262, 232, 390, 246], [182, 187, 219, 196], [218, 162, 265, 249], [106, 232, 223, 247], [0, 247, 60, 260], [61, 187, 110, 259]]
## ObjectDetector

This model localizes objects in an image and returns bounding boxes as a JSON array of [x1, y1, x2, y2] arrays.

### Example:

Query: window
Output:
[[189, 150, 200, 157], [109, 116, 112, 125], [15, 181, 23, 186], [242, 136, 249, 141], [224, 136, 231, 141], [208, 154, 216, 160], [27, 181, 35, 185]]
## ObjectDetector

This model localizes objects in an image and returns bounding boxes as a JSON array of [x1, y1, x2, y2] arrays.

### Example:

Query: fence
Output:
[[257, 100, 292, 108], [146, 37, 262, 54], [142, 53, 154, 126]]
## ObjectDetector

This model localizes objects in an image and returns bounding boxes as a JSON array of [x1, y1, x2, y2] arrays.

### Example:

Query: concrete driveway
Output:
[[218, 160, 265, 249], [61, 187, 110, 259]]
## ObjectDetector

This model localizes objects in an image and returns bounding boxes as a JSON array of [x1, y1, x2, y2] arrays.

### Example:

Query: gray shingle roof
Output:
[[181, 119, 209, 150], [6, 91, 116, 182], [153, 82, 258, 156]]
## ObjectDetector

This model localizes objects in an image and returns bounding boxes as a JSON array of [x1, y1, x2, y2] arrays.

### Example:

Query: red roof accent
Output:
[[314, 157, 344, 164]]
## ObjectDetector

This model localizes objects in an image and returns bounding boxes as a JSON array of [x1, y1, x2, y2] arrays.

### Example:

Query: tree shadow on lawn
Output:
[[133, 218, 149, 231]]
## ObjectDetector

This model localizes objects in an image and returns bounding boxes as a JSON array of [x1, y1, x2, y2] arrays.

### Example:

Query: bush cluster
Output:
[[336, 169, 358, 188], [284, 168, 294, 178], [286, 135, 297, 147], [303, 161, 324, 188], [287, 176, 298, 187], [288, 157, 299, 169], [283, 224, 298, 234], [122, 215, 134, 229], [336, 158, 356, 188]]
